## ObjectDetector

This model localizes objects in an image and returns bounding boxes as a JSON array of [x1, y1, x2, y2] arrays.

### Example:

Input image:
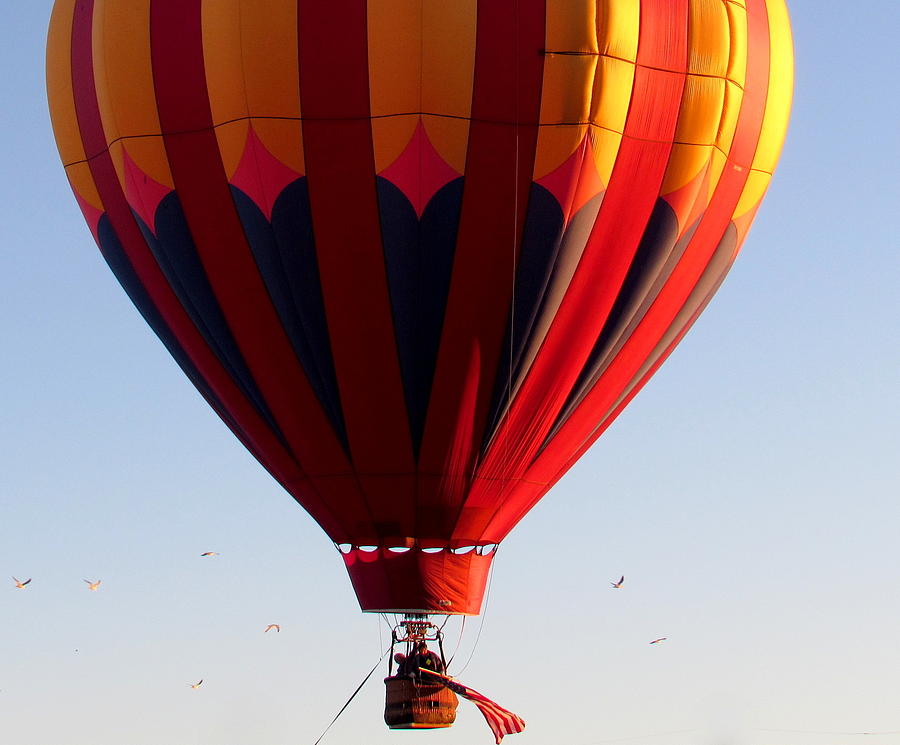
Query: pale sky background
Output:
[[2, 3, 898, 745]]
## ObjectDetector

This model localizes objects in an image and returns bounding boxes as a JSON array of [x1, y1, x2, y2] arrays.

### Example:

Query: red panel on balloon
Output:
[[342, 548, 494, 615]]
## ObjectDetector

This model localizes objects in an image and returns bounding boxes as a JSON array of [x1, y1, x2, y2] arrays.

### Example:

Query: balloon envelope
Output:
[[47, 0, 792, 614]]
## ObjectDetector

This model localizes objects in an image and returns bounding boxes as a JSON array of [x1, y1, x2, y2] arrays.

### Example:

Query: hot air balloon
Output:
[[47, 0, 792, 732]]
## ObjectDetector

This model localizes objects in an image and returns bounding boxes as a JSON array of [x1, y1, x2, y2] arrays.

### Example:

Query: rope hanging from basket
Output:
[[312, 647, 390, 745]]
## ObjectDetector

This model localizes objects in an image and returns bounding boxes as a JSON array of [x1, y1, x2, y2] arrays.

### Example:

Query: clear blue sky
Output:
[[2, 3, 898, 744]]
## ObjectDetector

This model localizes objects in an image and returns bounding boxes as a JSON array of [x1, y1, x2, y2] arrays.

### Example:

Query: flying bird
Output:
[[12, 577, 31, 589], [265, 624, 281, 633], [84, 579, 101, 591], [189, 680, 203, 689], [649, 638, 668, 645], [200, 552, 219, 557], [610, 575, 624, 588]]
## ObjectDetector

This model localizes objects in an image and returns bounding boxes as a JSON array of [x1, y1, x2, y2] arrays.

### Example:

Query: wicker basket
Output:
[[384, 677, 459, 729]]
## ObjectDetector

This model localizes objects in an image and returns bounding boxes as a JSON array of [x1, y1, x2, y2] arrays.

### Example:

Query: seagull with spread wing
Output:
[[200, 552, 219, 557], [12, 577, 31, 589], [189, 680, 203, 689], [84, 579, 101, 591], [649, 637, 668, 645], [265, 624, 281, 633], [611, 575, 624, 588]]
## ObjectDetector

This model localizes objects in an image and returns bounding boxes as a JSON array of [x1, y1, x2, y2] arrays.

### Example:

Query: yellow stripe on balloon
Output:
[[597, 0, 640, 62], [735, 0, 793, 218], [687, 0, 731, 78], [369, 0, 421, 173], [420, 0, 476, 174], [724, 1, 749, 89], [534, 0, 598, 179], [590, 55, 633, 185], [93, 0, 174, 192], [662, 76, 725, 196], [237, 0, 304, 175], [752, 0, 794, 174], [64, 161, 105, 216], [201, 0, 247, 179], [47, 0, 87, 168]]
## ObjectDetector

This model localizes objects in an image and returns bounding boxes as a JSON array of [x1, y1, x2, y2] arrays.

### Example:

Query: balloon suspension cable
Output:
[[445, 615, 467, 670], [453, 551, 496, 676], [312, 645, 391, 745], [387, 613, 452, 671]]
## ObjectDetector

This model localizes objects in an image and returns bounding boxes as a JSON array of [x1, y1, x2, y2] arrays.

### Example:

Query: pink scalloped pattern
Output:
[[661, 159, 711, 238], [122, 150, 172, 235], [379, 119, 461, 218], [230, 126, 303, 221], [536, 133, 605, 225], [72, 189, 103, 243]]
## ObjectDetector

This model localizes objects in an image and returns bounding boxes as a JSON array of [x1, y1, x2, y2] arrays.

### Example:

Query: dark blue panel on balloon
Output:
[[97, 214, 251, 447], [483, 182, 565, 447], [377, 176, 463, 455], [141, 194, 287, 446], [233, 180, 349, 452], [551, 199, 682, 432]]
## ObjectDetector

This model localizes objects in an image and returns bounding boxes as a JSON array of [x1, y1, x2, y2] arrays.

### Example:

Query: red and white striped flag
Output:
[[422, 670, 525, 744]]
